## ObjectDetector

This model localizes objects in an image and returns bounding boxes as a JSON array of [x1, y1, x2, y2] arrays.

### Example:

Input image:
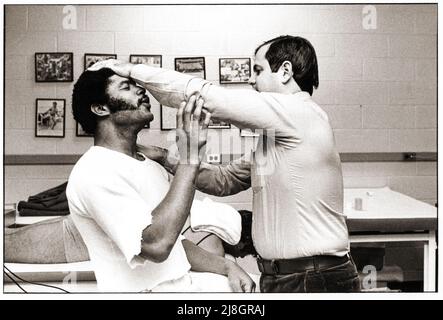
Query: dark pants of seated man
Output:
[[258, 255, 361, 293]]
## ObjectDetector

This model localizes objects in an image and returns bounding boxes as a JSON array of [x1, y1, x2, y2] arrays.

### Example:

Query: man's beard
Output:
[[105, 96, 153, 127], [106, 97, 138, 113]]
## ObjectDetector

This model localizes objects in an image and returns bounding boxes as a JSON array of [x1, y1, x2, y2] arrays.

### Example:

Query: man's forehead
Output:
[[254, 43, 270, 67], [108, 74, 128, 84], [255, 44, 270, 60]]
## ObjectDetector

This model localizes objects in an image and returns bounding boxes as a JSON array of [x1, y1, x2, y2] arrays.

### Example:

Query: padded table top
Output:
[[344, 187, 437, 232]]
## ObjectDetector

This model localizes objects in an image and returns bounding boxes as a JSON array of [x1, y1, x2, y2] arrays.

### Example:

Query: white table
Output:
[[344, 187, 437, 292]]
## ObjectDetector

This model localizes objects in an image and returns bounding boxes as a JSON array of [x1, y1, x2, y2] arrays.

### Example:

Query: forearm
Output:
[[140, 164, 199, 261], [182, 239, 232, 276], [195, 162, 251, 196], [130, 64, 197, 110], [130, 64, 294, 133], [145, 147, 250, 196]]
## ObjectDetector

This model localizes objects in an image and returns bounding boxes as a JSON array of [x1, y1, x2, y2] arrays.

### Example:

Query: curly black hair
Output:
[[71, 68, 116, 134], [222, 210, 257, 258]]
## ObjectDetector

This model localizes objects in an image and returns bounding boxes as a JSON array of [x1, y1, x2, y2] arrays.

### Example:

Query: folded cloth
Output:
[[17, 199, 69, 212], [19, 208, 70, 217], [27, 182, 68, 207], [28, 182, 67, 201], [190, 198, 241, 245]]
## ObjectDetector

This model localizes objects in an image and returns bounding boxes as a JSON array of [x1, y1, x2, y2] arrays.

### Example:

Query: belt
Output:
[[257, 254, 350, 275]]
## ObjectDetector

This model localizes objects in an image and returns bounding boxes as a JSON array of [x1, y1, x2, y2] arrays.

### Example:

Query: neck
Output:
[[94, 122, 140, 159], [286, 79, 302, 95]]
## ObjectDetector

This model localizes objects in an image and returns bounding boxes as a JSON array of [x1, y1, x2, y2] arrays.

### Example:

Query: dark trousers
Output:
[[260, 257, 361, 293]]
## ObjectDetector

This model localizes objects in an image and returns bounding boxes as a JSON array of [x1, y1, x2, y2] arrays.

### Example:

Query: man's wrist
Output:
[[222, 258, 236, 276], [127, 63, 135, 79]]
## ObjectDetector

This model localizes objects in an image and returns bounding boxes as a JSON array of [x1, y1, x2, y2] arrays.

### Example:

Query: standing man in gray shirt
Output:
[[91, 35, 360, 293]]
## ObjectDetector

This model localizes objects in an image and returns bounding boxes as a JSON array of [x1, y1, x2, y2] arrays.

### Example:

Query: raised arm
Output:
[[88, 60, 297, 138], [139, 96, 211, 262]]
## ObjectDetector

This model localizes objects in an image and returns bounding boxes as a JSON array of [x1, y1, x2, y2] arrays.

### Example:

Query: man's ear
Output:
[[90, 104, 111, 117], [279, 61, 293, 84]]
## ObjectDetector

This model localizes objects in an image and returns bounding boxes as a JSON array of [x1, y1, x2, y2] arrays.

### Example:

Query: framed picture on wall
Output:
[[76, 121, 93, 137], [84, 53, 117, 70], [160, 105, 177, 130], [130, 54, 162, 68], [35, 99, 66, 138], [208, 119, 231, 129], [35, 53, 73, 82], [175, 57, 206, 79], [219, 58, 251, 84]]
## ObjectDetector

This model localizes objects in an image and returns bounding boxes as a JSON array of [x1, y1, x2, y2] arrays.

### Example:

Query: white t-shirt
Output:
[[66, 146, 191, 292]]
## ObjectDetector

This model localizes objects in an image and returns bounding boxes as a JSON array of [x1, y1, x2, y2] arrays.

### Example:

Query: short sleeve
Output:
[[78, 177, 154, 268]]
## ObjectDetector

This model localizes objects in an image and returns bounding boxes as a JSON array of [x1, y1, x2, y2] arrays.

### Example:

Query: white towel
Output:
[[190, 198, 242, 245]]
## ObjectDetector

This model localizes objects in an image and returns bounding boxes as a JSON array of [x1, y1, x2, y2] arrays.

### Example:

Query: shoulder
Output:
[[69, 147, 124, 192]]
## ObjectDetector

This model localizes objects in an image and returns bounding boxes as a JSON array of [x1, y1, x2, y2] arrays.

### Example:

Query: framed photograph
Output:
[[76, 122, 93, 137], [35, 53, 73, 82], [208, 119, 231, 129], [175, 57, 206, 79], [240, 128, 260, 137], [130, 55, 162, 68], [35, 99, 66, 138], [161, 105, 177, 130], [84, 53, 117, 70], [219, 58, 251, 84]]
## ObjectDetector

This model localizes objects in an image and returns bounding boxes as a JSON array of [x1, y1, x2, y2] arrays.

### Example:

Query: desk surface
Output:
[[344, 187, 437, 232], [344, 187, 436, 220]]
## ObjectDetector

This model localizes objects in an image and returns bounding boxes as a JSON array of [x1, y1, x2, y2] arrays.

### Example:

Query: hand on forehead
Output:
[[87, 59, 119, 72], [87, 59, 133, 79]]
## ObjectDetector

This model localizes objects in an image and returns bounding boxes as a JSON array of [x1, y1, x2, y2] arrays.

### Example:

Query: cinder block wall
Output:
[[4, 4, 437, 207]]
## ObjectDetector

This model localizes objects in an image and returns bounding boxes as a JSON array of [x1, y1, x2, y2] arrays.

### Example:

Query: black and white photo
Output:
[[3, 3, 438, 300], [35, 52, 73, 82], [35, 99, 65, 137], [84, 53, 117, 70], [219, 58, 251, 84], [160, 105, 177, 130], [175, 57, 206, 79], [130, 55, 162, 68]]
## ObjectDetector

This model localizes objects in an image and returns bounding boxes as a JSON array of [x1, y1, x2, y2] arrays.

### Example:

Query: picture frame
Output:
[[175, 57, 206, 79], [76, 121, 93, 137], [240, 128, 260, 137], [35, 99, 66, 138], [130, 54, 162, 68], [208, 119, 231, 129], [219, 58, 251, 84], [84, 53, 117, 71], [160, 105, 177, 130], [35, 52, 73, 82]]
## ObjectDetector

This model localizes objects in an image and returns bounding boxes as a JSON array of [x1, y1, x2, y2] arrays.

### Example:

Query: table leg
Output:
[[423, 231, 437, 292]]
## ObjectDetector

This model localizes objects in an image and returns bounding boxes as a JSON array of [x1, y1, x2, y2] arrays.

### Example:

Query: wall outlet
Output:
[[206, 153, 221, 164]]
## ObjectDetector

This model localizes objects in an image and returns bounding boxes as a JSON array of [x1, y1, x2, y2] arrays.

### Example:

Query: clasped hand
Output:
[[176, 95, 211, 165]]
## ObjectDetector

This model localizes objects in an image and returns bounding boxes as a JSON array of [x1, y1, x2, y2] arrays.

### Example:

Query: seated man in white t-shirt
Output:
[[67, 67, 255, 292]]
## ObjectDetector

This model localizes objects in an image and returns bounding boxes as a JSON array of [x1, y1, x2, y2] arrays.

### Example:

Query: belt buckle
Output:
[[270, 260, 279, 274]]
